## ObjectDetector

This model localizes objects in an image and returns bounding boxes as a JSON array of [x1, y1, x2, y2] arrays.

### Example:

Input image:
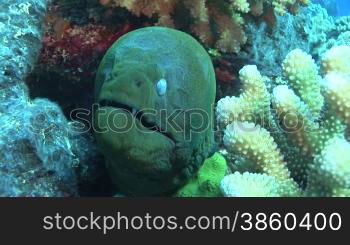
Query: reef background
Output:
[[1, 0, 350, 196]]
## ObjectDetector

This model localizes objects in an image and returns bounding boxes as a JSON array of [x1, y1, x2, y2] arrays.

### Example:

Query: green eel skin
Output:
[[94, 27, 216, 196]]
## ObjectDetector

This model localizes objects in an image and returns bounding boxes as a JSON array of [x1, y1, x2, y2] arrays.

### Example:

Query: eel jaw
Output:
[[98, 99, 175, 143]]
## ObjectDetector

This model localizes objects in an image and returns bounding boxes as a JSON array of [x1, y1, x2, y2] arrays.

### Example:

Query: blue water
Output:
[[336, 0, 350, 16]]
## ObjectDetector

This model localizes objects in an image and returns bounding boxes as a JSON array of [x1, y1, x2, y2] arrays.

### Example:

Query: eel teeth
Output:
[[132, 107, 138, 116]]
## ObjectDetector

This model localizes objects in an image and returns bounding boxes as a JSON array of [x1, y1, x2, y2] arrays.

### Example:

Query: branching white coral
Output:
[[282, 49, 323, 119], [220, 172, 281, 197], [223, 122, 300, 196], [216, 65, 271, 126], [307, 137, 350, 196], [321, 45, 350, 75], [314, 137, 350, 188], [217, 46, 350, 197], [322, 72, 350, 125], [272, 85, 317, 154]]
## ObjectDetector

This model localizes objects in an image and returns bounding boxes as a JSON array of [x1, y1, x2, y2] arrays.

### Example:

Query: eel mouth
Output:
[[99, 99, 175, 143]]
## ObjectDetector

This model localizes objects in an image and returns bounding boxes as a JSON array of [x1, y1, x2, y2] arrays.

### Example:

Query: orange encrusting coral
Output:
[[100, 0, 308, 53]]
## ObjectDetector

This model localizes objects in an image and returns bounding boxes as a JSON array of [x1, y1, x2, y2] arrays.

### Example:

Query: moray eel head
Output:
[[94, 27, 216, 196]]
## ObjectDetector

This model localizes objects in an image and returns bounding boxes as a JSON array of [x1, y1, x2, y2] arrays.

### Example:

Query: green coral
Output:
[[175, 153, 227, 197]]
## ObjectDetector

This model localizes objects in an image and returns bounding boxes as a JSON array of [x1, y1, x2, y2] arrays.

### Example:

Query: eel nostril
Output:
[[135, 80, 142, 87]]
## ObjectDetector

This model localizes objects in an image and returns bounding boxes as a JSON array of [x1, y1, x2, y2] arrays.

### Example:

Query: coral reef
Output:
[[100, 0, 309, 53], [37, 0, 141, 82], [306, 11, 350, 58], [241, 3, 335, 76], [335, 16, 350, 33], [1, 0, 349, 197], [313, 0, 338, 15], [175, 153, 227, 197], [28, 0, 151, 119], [40, 22, 130, 79], [314, 15, 350, 58], [0, 0, 98, 196], [217, 45, 350, 197]]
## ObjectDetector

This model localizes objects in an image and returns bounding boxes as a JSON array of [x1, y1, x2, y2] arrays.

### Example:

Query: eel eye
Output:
[[156, 78, 167, 96]]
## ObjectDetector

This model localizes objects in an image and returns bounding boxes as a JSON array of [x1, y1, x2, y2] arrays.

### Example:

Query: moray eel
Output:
[[94, 27, 216, 196]]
